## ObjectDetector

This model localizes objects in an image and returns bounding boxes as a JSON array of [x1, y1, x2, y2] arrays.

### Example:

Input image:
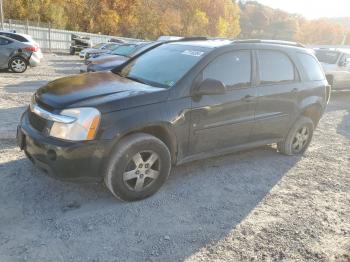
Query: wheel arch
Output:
[[301, 103, 323, 127], [115, 124, 178, 165]]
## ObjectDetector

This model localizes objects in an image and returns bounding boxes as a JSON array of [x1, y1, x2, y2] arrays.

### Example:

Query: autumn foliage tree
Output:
[[4, 0, 240, 39], [3, 0, 350, 44]]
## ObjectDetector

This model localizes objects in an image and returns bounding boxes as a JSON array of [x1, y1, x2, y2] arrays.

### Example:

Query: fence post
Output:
[[26, 19, 29, 34], [48, 22, 52, 53], [0, 0, 4, 30]]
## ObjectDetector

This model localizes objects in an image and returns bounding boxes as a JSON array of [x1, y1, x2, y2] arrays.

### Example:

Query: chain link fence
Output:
[[1, 19, 140, 53]]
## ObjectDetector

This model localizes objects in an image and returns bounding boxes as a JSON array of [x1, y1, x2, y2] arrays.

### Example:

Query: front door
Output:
[[189, 50, 257, 155]]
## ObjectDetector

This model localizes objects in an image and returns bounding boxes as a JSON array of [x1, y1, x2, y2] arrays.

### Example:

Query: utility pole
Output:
[[0, 0, 4, 30]]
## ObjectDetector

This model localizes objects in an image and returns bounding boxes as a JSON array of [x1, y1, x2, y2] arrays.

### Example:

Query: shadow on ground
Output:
[[0, 140, 301, 261], [4, 80, 48, 93], [0, 106, 27, 139]]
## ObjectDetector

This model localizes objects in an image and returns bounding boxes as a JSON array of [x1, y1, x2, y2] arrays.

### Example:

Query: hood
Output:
[[35, 72, 168, 113], [89, 58, 127, 72], [88, 49, 108, 55], [90, 55, 128, 64], [80, 48, 98, 54]]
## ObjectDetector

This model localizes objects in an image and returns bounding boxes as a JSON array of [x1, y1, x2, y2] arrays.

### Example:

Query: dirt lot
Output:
[[0, 54, 349, 262]]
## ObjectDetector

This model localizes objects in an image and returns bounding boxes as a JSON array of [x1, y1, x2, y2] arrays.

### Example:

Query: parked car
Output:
[[70, 34, 92, 55], [83, 43, 121, 60], [17, 39, 330, 201], [0, 35, 40, 73], [314, 48, 350, 90], [79, 42, 109, 59], [0, 30, 43, 62], [80, 41, 159, 73]]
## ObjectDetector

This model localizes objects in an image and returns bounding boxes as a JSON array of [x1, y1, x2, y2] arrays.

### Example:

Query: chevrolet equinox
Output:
[[17, 39, 331, 201]]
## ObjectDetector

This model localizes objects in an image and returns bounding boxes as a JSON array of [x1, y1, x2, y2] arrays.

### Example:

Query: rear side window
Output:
[[203, 51, 251, 89], [0, 33, 27, 42], [258, 50, 295, 85], [298, 53, 325, 81]]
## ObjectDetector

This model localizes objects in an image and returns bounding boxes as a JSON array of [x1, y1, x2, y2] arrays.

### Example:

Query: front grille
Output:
[[29, 111, 48, 132]]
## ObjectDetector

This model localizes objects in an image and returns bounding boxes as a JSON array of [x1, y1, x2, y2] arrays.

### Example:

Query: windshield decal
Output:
[[181, 50, 204, 57]]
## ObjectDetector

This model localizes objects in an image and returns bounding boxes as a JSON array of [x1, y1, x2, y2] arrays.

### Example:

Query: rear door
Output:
[[250, 49, 301, 141], [189, 50, 257, 155]]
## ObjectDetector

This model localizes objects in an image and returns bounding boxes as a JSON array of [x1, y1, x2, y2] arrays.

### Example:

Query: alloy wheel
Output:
[[11, 58, 26, 72], [123, 151, 160, 192], [292, 126, 310, 153]]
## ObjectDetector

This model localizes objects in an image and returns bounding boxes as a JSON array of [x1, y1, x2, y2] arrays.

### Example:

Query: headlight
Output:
[[49, 107, 101, 141]]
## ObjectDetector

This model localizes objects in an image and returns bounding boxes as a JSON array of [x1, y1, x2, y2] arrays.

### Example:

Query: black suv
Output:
[[17, 39, 330, 201]]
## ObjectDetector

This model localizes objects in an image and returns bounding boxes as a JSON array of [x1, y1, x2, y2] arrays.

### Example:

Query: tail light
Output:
[[24, 46, 39, 52]]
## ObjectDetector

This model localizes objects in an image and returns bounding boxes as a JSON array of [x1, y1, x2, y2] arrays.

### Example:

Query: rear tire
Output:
[[104, 133, 171, 201], [9, 56, 27, 73], [277, 116, 314, 156]]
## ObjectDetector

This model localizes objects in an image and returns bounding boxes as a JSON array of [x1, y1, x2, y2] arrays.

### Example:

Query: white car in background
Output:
[[314, 48, 350, 90], [79, 43, 110, 59], [0, 31, 43, 64]]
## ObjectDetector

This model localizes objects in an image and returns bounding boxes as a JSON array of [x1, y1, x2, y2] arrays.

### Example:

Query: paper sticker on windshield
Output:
[[164, 80, 175, 87], [181, 50, 204, 57]]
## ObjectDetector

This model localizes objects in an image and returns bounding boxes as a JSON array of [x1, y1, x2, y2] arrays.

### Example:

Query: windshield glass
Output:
[[116, 44, 209, 88], [315, 50, 340, 64], [103, 43, 118, 50], [110, 44, 138, 56], [93, 43, 105, 49]]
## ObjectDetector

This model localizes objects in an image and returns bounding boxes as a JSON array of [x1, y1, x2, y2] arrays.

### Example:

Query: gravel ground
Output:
[[0, 54, 349, 261]]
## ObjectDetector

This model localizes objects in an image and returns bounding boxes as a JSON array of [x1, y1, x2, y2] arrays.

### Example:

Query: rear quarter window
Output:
[[0, 33, 27, 42], [298, 53, 325, 81]]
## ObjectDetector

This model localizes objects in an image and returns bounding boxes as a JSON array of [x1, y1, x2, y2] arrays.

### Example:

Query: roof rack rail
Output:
[[232, 39, 305, 48], [179, 36, 209, 41]]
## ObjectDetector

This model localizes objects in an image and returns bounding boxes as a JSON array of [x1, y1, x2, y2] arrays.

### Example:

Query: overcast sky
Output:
[[253, 0, 350, 19]]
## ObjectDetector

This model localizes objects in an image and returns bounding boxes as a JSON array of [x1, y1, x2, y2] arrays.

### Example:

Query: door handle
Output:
[[291, 88, 298, 93], [242, 95, 256, 102]]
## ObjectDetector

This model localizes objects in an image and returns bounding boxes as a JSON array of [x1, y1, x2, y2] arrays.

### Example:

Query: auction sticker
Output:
[[181, 50, 204, 57]]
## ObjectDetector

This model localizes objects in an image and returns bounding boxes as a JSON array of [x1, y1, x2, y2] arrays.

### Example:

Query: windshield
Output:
[[103, 43, 118, 50], [116, 44, 209, 88], [110, 44, 138, 57], [315, 50, 340, 64], [93, 43, 105, 49]]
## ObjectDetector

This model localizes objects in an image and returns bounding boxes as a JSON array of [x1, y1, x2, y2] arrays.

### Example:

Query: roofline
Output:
[[231, 39, 306, 48], [160, 37, 307, 49]]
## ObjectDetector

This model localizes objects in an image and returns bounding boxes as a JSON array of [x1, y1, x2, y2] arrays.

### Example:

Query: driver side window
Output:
[[202, 51, 252, 90]]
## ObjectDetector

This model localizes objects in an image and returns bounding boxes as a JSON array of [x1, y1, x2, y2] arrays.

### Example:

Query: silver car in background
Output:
[[0, 35, 38, 73], [315, 48, 350, 90], [0, 31, 43, 63]]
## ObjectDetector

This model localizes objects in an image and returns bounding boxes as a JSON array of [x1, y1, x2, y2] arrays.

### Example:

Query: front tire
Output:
[[104, 133, 171, 201], [277, 116, 314, 155], [9, 56, 27, 73]]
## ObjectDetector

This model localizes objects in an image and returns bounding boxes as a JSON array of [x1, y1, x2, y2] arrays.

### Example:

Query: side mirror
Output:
[[193, 78, 227, 96]]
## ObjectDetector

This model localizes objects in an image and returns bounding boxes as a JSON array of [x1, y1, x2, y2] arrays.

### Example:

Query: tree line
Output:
[[4, 0, 350, 44]]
